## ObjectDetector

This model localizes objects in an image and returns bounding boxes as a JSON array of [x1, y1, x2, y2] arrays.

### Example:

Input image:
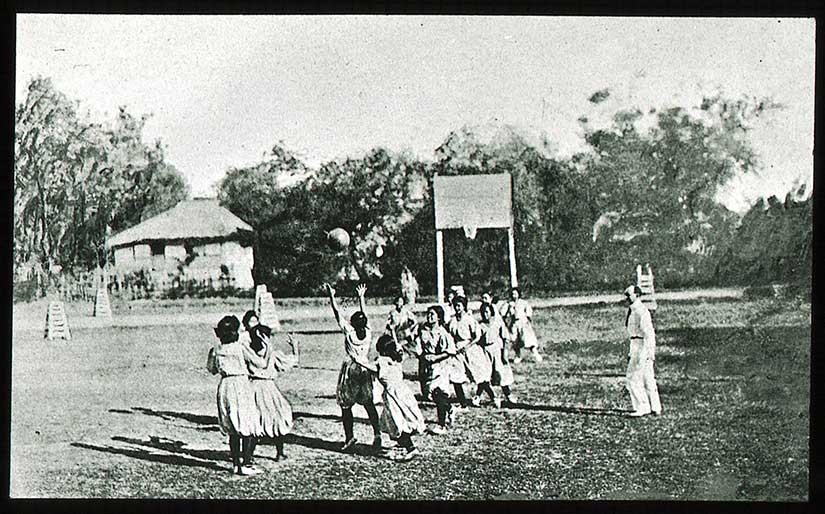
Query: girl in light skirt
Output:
[[242, 310, 299, 462], [447, 296, 495, 407], [478, 302, 516, 407], [355, 334, 426, 461], [501, 287, 543, 364], [417, 306, 460, 434], [206, 315, 264, 476]]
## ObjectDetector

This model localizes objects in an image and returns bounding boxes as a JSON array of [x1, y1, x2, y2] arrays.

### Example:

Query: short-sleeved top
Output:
[[339, 316, 372, 362], [502, 299, 533, 323], [479, 316, 510, 346], [417, 323, 455, 356], [446, 314, 481, 344], [213, 342, 249, 377], [376, 356, 404, 388], [386, 308, 417, 337]]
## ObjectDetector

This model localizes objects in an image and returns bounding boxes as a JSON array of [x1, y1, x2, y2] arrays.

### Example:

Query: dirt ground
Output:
[[10, 294, 809, 499]]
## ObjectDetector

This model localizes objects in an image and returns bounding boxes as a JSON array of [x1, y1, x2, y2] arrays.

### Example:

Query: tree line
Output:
[[14, 77, 189, 297], [14, 77, 811, 300]]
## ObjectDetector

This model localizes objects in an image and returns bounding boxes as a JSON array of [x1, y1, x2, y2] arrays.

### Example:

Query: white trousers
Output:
[[626, 343, 661, 414]]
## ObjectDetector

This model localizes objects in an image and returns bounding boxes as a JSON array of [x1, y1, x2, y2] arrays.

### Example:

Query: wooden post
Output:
[[436, 230, 445, 303], [507, 226, 518, 288]]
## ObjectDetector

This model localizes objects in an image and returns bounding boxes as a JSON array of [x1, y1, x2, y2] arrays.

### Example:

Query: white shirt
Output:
[[626, 299, 656, 360]]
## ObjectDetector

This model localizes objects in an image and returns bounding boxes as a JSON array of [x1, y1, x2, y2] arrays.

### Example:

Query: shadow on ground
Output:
[[73, 433, 293, 471], [283, 433, 384, 459], [109, 407, 220, 431]]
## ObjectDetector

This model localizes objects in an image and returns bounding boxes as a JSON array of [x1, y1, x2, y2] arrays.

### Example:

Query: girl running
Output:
[[447, 296, 495, 407], [478, 302, 516, 407], [323, 283, 382, 452], [501, 287, 543, 364], [354, 333, 426, 462], [241, 310, 299, 462], [385, 295, 424, 396], [206, 315, 264, 476], [385, 295, 419, 352], [416, 306, 460, 434]]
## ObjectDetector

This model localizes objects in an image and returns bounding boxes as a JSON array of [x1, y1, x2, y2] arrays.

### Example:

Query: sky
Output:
[[15, 15, 815, 213]]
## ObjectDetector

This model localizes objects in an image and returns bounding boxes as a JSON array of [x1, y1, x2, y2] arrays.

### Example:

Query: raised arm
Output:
[[242, 333, 274, 368], [324, 283, 342, 326], [355, 284, 367, 314]]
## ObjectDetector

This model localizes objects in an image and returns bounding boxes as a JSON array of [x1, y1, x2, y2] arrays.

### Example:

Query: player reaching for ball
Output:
[[323, 282, 383, 453]]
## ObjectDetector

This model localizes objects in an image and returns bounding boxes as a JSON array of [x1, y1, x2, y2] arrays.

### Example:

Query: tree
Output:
[[575, 93, 780, 287], [714, 185, 811, 286], [430, 122, 592, 292], [218, 145, 432, 296], [14, 77, 189, 296]]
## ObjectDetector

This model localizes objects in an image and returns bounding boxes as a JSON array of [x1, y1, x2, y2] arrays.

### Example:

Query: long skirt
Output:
[[511, 319, 539, 351], [216, 375, 260, 437], [336, 359, 375, 408], [380, 384, 426, 439], [459, 343, 493, 383], [250, 378, 294, 438], [448, 354, 469, 384], [482, 342, 514, 387], [423, 361, 452, 399]]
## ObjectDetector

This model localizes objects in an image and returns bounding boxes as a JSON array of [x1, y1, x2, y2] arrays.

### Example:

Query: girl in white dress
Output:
[[447, 296, 494, 407], [501, 287, 543, 364], [354, 334, 426, 461], [324, 283, 382, 452], [478, 302, 516, 406], [416, 306, 460, 434], [206, 315, 265, 476], [241, 310, 299, 462]]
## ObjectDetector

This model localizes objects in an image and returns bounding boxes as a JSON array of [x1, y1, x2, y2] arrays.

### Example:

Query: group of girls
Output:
[[207, 310, 298, 475], [393, 286, 540, 434], [323, 283, 542, 459], [208, 283, 542, 470]]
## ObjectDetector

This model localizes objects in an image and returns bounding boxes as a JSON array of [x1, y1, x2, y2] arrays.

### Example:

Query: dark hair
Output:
[[350, 311, 368, 329], [249, 324, 271, 353], [480, 302, 496, 318], [242, 310, 258, 330], [511, 287, 521, 296], [452, 295, 468, 310], [214, 315, 240, 344], [428, 305, 445, 325], [394, 296, 405, 304], [629, 285, 643, 297], [376, 334, 402, 362]]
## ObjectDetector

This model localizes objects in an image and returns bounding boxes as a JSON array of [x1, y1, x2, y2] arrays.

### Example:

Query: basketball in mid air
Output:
[[327, 228, 351, 252]]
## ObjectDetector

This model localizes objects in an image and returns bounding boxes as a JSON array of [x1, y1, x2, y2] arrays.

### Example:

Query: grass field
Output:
[[10, 297, 810, 499]]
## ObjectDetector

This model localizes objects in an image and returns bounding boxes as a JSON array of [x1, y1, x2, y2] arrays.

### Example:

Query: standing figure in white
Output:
[[623, 285, 662, 417]]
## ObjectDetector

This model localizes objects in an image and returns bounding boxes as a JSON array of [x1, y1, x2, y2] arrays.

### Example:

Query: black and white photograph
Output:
[[11, 14, 814, 500]]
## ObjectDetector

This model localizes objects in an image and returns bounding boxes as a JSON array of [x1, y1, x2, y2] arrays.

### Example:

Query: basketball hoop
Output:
[[463, 225, 478, 240]]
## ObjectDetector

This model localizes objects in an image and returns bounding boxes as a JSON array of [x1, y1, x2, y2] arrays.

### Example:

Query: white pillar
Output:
[[436, 230, 445, 303], [507, 226, 518, 288]]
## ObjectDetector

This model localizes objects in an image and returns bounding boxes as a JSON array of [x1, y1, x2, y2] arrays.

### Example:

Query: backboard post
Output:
[[507, 226, 518, 288], [436, 230, 445, 303]]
